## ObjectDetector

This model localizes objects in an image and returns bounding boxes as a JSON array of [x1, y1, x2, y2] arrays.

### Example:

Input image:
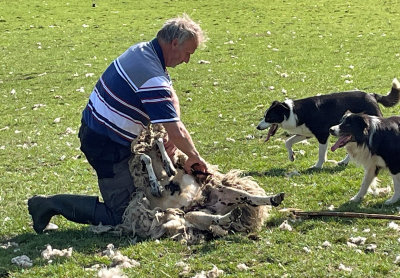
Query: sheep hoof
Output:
[[270, 192, 285, 207], [164, 161, 177, 177], [214, 213, 231, 226], [215, 207, 241, 226], [150, 180, 163, 197]]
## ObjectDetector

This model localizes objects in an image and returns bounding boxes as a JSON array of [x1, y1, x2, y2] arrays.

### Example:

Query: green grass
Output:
[[1, 0, 400, 276]]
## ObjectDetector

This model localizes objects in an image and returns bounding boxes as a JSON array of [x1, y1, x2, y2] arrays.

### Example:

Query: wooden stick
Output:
[[291, 210, 400, 221]]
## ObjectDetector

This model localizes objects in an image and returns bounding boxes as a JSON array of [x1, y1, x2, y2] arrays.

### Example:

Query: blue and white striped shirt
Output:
[[82, 39, 179, 147]]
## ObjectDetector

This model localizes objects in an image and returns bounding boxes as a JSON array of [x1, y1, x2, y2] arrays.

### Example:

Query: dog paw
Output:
[[350, 195, 362, 203], [270, 192, 285, 207], [384, 198, 400, 205], [310, 164, 322, 169], [338, 155, 350, 166]]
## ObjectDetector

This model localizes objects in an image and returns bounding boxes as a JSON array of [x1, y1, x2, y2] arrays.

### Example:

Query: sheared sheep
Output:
[[117, 124, 284, 243]]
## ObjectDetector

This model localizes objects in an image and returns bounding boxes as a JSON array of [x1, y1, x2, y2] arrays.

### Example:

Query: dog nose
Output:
[[329, 127, 335, 135]]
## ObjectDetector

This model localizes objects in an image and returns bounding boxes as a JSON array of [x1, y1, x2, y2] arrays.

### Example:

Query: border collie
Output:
[[257, 78, 400, 168], [330, 112, 400, 204]]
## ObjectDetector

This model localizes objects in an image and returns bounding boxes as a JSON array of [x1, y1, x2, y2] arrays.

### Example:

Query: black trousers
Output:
[[79, 121, 136, 225]]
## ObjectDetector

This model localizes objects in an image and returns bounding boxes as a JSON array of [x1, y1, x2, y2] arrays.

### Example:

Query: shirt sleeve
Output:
[[137, 88, 179, 123]]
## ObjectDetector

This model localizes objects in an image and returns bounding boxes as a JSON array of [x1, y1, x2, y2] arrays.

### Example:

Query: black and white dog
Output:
[[257, 78, 400, 168], [330, 112, 400, 204]]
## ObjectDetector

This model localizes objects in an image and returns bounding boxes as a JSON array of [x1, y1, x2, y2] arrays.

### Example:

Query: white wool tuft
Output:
[[11, 255, 33, 268], [41, 245, 73, 260]]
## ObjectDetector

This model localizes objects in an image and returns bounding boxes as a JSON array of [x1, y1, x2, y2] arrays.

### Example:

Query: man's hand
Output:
[[163, 137, 177, 160], [184, 155, 208, 174], [162, 121, 207, 174]]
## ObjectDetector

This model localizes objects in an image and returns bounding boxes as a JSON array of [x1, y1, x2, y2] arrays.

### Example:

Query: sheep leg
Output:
[[140, 154, 163, 197], [184, 209, 240, 230], [211, 187, 285, 209], [156, 138, 177, 177]]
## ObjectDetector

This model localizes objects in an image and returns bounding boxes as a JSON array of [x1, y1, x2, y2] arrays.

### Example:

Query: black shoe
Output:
[[28, 195, 54, 234]]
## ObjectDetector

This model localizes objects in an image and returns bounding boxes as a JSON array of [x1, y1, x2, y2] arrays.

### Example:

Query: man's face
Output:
[[166, 38, 198, 68]]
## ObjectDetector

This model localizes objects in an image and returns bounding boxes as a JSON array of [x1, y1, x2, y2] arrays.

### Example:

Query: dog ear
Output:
[[271, 100, 280, 106]]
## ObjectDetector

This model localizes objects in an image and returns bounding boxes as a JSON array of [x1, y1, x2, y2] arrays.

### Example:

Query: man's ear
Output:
[[171, 38, 179, 48]]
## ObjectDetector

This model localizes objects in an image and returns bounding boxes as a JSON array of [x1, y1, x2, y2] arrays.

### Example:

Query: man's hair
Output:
[[157, 14, 207, 47]]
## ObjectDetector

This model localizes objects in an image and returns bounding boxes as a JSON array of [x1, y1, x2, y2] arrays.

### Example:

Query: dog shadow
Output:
[[244, 164, 347, 178], [301, 164, 347, 175], [244, 168, 288, 177], [335, 200, 399, 214]]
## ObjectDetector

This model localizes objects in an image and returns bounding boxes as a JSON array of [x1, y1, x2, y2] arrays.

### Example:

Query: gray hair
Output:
[[157, 14, 207, 47]]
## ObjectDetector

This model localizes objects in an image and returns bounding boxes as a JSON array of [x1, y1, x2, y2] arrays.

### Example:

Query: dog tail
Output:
[[373, 78, 400, 107]]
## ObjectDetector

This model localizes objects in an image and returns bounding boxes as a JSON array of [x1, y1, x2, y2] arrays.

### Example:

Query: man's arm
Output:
[[162, 121, 207, 174]]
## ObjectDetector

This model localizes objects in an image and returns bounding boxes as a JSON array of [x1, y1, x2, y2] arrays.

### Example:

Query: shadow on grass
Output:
[[244, 164, 347, 178], [300, 164, 347, 175], [265, 200, 400, 233], [335, 199, 399, 214], [244, 168, 288, 177], [0, 228, 135, 275]]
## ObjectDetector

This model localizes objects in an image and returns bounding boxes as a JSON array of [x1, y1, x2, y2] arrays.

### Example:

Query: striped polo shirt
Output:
[[81, 38, 179, 147]]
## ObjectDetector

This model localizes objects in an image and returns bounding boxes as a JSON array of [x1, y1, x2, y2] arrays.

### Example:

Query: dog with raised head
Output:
[[330, 112, 400, 204], [257, 78, 400, 168]]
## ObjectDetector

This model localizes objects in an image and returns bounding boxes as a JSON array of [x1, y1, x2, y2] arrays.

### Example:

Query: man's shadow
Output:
[[0, 228, 134, 276]]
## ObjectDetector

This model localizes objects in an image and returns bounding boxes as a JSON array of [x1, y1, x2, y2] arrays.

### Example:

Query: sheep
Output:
[[116, 124, 284, 243]]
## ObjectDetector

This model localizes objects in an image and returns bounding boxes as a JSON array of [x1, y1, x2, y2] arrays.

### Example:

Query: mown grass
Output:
[[1, 0, 400, 277]]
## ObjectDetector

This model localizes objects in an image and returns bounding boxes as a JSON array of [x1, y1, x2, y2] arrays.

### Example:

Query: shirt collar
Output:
[[151, 38, 166, 70]]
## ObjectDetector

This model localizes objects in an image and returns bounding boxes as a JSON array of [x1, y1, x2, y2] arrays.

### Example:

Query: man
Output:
[[28, 14, 208, 234]]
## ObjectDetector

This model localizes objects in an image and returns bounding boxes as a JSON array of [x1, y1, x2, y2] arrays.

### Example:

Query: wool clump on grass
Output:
[[11, 255, 32, 268], [41, 245, 73, 260], [96, 244, 140, 278], [192, 265, 224, 278]]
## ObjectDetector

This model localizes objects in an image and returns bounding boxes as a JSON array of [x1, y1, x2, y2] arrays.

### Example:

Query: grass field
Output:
[[1, 0, 400, 277]]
